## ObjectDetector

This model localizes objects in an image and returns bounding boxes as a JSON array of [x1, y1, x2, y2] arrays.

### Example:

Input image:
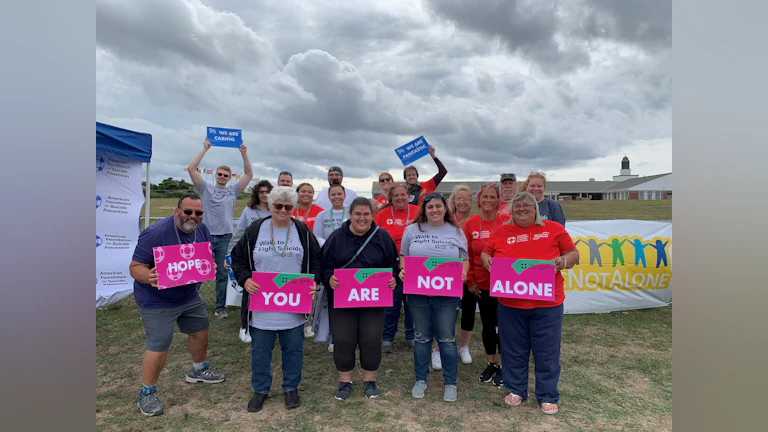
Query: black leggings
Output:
[[329, 306, 386, 372], [460, 284, 477, 332], [477, 289, 500, 356]]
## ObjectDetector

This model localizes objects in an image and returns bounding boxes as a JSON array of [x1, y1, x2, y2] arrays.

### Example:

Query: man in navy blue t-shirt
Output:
[[129, 193, 226, 416]]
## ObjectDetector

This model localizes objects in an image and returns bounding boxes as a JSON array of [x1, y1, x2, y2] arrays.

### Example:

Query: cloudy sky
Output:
[[96, 0, 671, 196]]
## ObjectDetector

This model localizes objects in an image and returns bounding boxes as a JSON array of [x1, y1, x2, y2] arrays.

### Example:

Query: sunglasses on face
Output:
[[379, 178, 392, 183], [217, 172, 230, 178], [513, 203, 535, 210], [423, 193, 444, 202], [182, 209, 204, 216], [273, 204, 294, 211]]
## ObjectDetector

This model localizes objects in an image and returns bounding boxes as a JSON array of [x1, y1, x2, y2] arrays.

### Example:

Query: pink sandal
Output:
[[540, 402, 559, 415]]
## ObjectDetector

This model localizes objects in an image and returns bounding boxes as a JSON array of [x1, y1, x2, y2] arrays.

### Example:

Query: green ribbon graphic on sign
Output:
[[353, 268, 392, 284], [423, 257, 463, 272], [510, 259, 554, 275], [273, 273, 312, 288]]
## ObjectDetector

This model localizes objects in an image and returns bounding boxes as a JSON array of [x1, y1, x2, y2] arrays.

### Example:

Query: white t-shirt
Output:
[[236, 207, 271, 231], [312, 207, 349, 247], [249, 222, 306, 331], [314, 187, 359, 211]]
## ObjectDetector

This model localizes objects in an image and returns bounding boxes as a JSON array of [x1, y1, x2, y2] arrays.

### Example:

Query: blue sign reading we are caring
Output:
[[207, 126, 243, 148], [395, 136, 430, 166]]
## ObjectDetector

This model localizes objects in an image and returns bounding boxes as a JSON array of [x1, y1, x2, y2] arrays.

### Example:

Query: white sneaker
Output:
[[431, 350, 442, 370], [328, 343, 334, 353], [459, 345, 472, 364], [239, 328, 251, 343], [304, 326, 315, 339]]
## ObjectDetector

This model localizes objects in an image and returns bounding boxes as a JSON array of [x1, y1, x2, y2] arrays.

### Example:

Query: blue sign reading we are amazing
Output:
[[207, 126, 243, 148], [394, 136, 430, 166]]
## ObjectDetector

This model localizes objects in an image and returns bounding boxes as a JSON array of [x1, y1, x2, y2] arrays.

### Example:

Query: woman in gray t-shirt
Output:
[[399, 192, 469, 402], [313, 184, 349, 247]]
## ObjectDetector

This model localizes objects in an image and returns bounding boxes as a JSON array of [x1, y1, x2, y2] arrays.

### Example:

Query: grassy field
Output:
[[140, 198, 672, 222], [99, 199, 672, 431]]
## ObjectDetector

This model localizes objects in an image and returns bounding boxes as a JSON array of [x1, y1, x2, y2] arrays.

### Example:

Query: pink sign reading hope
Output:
[[334, 268, 394, 308], [153, 242, 214, 289], [489, 258, 555, 301], [248, 272, 314, 314], [403, 256, 463, 298]]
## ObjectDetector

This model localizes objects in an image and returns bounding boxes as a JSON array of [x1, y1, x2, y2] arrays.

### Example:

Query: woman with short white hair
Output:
[[230, 186, 322, 413]]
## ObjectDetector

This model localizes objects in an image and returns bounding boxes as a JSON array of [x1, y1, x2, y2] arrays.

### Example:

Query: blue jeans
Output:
[[210, 234, 232, 310], [382, 279, 414, 342], [249, 325, 304, 394], [407, 295, 460, 386], [498, 303, 564, 405]]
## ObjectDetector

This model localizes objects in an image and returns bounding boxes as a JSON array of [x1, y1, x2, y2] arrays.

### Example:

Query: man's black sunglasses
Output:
[[182, 209, 204, 216], [423, 193, 444, 202]]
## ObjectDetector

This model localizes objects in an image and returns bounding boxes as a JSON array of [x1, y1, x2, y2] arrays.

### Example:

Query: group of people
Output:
[[128, 138, 578, 418]]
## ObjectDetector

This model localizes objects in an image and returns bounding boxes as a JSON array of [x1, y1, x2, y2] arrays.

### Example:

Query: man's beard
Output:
[[330, 178, 341, 185], [178, 215, 199, 232]]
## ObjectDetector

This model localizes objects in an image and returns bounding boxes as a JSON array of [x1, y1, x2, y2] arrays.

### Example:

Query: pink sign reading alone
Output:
[[248, 272, 314, 314], [334, 268, 394, 308], [489, 258, 555, 301], [403, 256, 463, 298], [153, 242, 214, 290]]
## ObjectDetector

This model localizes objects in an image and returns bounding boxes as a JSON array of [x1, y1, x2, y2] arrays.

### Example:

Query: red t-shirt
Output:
[[373, 204, 420, 251], [482, 220, 576, 309], [292, 204, 324, 231], [463, 213, 511, 290], [376, 195, 388, 205]]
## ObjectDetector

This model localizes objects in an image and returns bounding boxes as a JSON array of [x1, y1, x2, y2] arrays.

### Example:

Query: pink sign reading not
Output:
[[489, 258, 555, 301], [153, 242, 214, 289], [334, 268, 394, 308], [248, 272, 314, 314], [403, 256, 463, 298]]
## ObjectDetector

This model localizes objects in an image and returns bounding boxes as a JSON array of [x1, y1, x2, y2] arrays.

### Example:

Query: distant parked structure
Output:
[[371, 156, 671, 201]]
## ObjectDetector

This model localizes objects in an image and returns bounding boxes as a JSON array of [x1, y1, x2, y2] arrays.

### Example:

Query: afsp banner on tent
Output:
[[96, 150, 145, 307], [562, 220, 672, 314]]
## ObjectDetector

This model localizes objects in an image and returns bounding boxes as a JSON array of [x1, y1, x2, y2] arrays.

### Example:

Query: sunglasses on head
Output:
[[273, 204, 294, 211], [379, 177, 392, 183], [182, 209, 204, 216], [217, 172, 230, 177], [423, 193, 444, 203]]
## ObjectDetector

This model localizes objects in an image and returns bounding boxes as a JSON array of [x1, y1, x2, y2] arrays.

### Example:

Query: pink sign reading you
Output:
[[403, 256, 463, 298], [153, 242, 214, 290], [334, 268, 394, 308], [489, 258, 555, 301], [248, 272, 314, 314]]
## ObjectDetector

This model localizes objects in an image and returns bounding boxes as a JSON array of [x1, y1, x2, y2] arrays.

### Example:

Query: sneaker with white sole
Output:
[[334, 381, 353, 400], [443, 385, 457, 402], [459, 345, 472, 364], [328, 343, 334, 352], [239, 328, 252, 343], [363, 381, 379, 398], [480, 362, 498, 383], [185, 361, 226, 384], [431, 350, 442, 370], [214, 309, 228, 319], [137, 391, 164, 416], [412, 380, 427, 398], [382, 341, 393, 353]]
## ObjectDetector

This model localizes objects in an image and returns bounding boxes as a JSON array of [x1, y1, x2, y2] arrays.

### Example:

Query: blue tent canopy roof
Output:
[[96, 122, 152, 162]]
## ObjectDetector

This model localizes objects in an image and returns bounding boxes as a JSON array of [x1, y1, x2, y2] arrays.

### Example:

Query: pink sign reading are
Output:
[[403, 256, 463, 298], [153, 242, 214, 289], [489, 258, 555, 301], [248, 272, 314, 314], [334, 268, 394, 308]]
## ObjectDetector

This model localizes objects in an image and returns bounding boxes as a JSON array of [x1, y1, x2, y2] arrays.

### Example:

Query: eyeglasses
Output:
[[379, 178, 392, 183], [454, 198, 471, 203], [217, 172, 230, 178], [273, 204, 294, 211], [423, 193, 444, 202], [513, 203, 535, 210], [182, 209, 204, 216]]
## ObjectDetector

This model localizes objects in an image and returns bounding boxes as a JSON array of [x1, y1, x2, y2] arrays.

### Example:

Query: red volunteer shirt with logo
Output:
[[292, 204, 324, 231], [463, 213, 511, 290], [376, 195, 388, 206], [482, 220, 575, 309], [373, 204, 420, 251]]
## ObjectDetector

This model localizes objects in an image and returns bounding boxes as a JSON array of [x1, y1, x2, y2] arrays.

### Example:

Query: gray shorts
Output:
[[139, 295, 209, 352]]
